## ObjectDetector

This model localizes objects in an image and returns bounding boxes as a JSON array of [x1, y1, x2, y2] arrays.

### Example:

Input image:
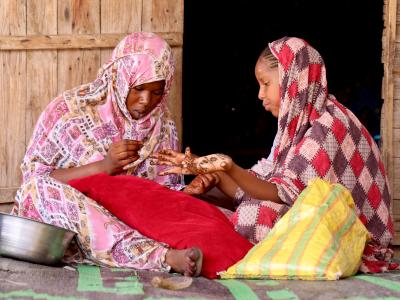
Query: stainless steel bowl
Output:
[[0, 212, 76, 265]]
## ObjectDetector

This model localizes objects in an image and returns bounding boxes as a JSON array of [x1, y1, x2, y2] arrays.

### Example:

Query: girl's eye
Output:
[[264, 82, 270, 86], [153, 90, 164, 96], [134, 86, 144, 91]]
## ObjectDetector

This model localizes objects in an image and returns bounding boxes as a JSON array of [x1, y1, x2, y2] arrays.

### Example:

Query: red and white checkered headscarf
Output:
[[267, 37, 393, 246]]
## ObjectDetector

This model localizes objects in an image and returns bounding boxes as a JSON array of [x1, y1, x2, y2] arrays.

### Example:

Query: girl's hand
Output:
[[151, 148, 187, 167], [152, 147, 233, 176], [102, 140, 143, 175], [183, 173, 220, 195]]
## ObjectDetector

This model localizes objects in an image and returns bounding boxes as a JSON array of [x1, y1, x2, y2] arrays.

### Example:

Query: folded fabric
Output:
[[69, 173, 253, 279], [220, 178, 371, 280]]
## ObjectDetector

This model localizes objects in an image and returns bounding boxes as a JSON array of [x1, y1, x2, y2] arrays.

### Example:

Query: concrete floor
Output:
[[1, 256, 400, 300]]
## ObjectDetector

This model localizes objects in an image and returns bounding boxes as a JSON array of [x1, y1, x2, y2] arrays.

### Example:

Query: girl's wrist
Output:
[[227, 161, 238, 174], [97, 159, 111, 175]]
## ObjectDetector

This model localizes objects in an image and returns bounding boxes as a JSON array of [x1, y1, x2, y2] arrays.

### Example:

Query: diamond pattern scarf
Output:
[[266, 37, 393, 249]]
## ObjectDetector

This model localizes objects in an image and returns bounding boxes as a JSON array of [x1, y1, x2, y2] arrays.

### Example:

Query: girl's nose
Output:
[[139, 91, 151, 104], [258, 87, 265, 100]]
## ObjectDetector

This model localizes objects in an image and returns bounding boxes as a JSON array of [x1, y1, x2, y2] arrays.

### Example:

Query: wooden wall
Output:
[[0, 0, 183, 212], [382, 0, 400, 244]]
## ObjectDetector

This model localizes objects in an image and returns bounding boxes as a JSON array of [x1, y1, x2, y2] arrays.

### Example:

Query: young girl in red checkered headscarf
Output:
[[153, 37, 397, 273]]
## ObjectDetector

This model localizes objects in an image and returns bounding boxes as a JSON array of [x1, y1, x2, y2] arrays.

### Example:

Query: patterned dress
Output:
[[12, 32, 183, 271], [231, 37, 396, 272]]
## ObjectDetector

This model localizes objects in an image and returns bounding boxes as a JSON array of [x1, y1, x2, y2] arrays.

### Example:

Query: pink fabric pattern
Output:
[[21, 32, 183, 187], [13, 32, 183, 271], [15, 177, 170, 271]]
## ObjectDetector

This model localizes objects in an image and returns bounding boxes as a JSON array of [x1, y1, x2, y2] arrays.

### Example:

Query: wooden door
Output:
[[382, 0, 399, 244]]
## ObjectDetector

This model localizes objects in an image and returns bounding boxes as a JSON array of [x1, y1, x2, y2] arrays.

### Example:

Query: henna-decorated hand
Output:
[[151, 148, 187, 167], [183, 173, 220, 195], [151, 147, 233, 176]]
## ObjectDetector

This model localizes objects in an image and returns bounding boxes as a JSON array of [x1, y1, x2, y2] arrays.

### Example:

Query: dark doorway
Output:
[[182, 0, 383, 168]]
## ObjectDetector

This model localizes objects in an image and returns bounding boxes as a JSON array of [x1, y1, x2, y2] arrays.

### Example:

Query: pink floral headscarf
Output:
[[22, 32, 183, 188]]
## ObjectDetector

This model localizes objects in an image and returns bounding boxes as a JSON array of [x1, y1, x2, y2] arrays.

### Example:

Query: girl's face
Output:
[[255, 59, 280, 117], [126, 80, 165, 119]]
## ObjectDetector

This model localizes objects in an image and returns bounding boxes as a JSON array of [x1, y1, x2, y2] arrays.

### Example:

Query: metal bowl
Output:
[[0, 212, 76, 265]]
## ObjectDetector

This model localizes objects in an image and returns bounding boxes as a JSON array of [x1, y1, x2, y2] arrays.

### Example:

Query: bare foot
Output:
[[165, 248, 203, 277]]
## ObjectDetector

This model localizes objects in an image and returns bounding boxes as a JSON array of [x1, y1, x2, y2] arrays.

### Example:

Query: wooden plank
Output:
[[0, 0, 26, 36], [99, 0, 141, 78], [26, 51, 58, 142], [394, 128, 400, 157], [394, 78, 400, 129], [57, 49, 100, 92], [392, 199, 400, 215], [0, 33, 183, 50], [142, 0, 183, 145], [0, 51, 26, 189], [394, 156, 400, 199], [393, 235, 400, 245], [394, 219, 400, 231], [168, 47, 182, 145], [142, 0, 183, 32], [0, 203, 14, 214], [58, 0, 100, 34], [396, 0, 400, 40], [395, 98, 400, 128], [27, 0, 57, 35], [0, 34, 124, 50], [26, 0, 58, 143], [57, 0, 100, 93], [393, 42, 400, 68], [381, 0, 397, 211], [0, 0, 26, 194], [100, 0, 141, 34], [0, 188, 18, 204]]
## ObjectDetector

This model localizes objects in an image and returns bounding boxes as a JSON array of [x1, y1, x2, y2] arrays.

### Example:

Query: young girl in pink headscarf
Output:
[[12, 32, 201, 277], [153, 37, 397, 273]]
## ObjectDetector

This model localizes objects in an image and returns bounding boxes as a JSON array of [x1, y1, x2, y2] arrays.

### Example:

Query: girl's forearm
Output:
[[215, 171, 240, 198], [50, 160, 107, 184], [226, 163, 282, 203]]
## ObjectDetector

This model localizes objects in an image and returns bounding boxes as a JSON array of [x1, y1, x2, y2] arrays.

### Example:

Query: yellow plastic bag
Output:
[[220, 178, 371, 280]]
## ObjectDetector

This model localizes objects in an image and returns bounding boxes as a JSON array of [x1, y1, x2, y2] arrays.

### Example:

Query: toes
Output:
[[184, 269, 194, 277], [187, 248, 198, 260]]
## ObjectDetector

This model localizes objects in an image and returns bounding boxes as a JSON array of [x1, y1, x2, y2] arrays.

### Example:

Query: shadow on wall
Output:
[[183, 0, 383, 168]]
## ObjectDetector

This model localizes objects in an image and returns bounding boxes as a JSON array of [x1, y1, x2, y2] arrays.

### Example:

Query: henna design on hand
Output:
[[184, 154, 232, 174], [152, 147, 232, 176]]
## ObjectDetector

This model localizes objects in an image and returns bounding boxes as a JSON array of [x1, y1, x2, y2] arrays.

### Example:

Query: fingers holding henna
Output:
[[184, 147, 192, 158], [149, 155, 177, 166], [199, 173, 219, 193], [116, 150, 139, 159], [203, 173, 220, 186], [183, 174, 218, 195], [120, 156, 140, 167], [151, 149, 185, 165], [158, 149, 177, 155], [184, 175, 206, 195], [183, 184, 201, 195]]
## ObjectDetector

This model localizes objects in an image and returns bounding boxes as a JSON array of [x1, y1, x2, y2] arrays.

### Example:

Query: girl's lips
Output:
[[129, 109, 147, 119], [263, 102, 270, 110], [132, 108, 147, 115]]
